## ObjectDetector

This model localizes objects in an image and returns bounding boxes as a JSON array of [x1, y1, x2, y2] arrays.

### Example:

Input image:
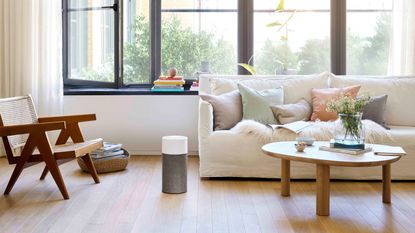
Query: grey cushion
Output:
[[238, 83, 284, 125], [200, 90, 242, 130], [362, 95, 389, 129], [270, 99, 312, 124]]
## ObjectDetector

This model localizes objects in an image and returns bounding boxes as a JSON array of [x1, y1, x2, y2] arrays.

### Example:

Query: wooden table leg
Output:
[[316, 164, 330, 216], [281, 159, 290, 196], [382, 164, 391, 203]]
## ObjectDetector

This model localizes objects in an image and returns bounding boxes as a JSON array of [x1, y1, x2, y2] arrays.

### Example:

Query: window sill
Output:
[[64, 87, 199, 96]]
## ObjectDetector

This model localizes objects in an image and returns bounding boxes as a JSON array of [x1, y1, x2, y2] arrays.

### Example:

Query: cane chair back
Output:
[[0, 95, 38, 161]]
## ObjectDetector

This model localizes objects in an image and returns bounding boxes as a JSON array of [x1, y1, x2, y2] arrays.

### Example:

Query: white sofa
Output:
[[198, 72, 415, 180]]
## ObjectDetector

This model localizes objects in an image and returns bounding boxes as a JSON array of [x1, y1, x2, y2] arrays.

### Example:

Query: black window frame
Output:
[[62, 0, 122, 88], [62, 0, 391, 92]]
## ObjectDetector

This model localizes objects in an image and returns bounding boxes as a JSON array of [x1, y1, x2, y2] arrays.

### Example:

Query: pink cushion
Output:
[[311, 85, 361, 121]]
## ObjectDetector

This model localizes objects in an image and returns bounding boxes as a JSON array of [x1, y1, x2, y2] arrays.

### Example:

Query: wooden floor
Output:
[[1, 156, 415, 233]]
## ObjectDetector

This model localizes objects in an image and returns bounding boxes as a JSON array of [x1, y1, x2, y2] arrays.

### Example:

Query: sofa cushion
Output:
[[311, 85, 361, 121], [362, 95, 389, 129], [270, 99, 312, 124], [238, 84, 283, 125], [210, 72, 329, 104], [200, 90, 242, 130], [330, 75, 415, 126]]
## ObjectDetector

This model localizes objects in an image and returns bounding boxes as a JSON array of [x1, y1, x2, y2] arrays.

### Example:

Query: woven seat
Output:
[[0, 95, 102, 199]]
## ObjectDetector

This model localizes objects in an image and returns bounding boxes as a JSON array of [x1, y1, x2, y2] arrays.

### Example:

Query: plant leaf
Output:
[[238, 63, 257, 75], [276, 11, 296, 33], [277, 0, 284, 12], [280, 35, 288, 41], [266, 21, 283, 28]]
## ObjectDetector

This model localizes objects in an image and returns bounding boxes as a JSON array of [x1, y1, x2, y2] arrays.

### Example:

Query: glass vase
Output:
[[334, 113, 365, 149]]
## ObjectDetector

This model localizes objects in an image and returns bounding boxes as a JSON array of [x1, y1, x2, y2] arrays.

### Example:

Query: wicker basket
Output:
[[77, 149, 130, 174]]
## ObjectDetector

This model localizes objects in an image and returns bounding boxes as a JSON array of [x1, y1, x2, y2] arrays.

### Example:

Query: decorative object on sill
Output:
[[162, 136, 188, 194], [189, 80, 199, 91], [192, 61, 210, 91], [78, 148, 130, 174], [167, 68, 177, 77], [326, 93, 371, 150], [152, 68, 185, 92]]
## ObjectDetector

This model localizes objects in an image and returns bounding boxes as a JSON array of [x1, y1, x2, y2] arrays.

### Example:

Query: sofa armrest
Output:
[[199, 100, 214, 140]]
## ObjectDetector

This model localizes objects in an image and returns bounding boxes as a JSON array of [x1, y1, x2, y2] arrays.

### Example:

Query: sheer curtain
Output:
[[0, 0, 63, 115], [388, 0, 415, 76]]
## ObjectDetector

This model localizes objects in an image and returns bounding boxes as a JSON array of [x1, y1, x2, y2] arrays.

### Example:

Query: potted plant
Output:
[[326, 94, 371, 149]]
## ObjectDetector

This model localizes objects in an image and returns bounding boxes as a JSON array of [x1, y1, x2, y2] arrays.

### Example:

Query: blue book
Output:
[[151, 87, 184, 92]]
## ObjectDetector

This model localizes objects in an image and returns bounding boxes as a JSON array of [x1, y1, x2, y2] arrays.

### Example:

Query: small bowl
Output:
[[295, 142, 307, 152], [296, 137, 315, 146]]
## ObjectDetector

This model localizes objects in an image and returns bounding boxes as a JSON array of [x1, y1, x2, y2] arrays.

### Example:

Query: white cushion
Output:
[[210, 72, 330, 104], [387, 126, 415, 146], [330, 75, 415, 126]]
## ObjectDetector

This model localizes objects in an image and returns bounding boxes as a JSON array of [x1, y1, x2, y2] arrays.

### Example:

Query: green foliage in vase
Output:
[[326, 94, 370, 115], [327, 94, 371, 141]]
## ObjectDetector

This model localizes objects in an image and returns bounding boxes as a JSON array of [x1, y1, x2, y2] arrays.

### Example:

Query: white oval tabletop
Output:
[[262, 141, 402, 167]]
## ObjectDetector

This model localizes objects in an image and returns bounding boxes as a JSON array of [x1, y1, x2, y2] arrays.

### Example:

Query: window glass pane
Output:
[[68, 9, 115, 82], [255, 0, 329, 10], [347, 0, 393, 75], [254, 0, 330, 75], [161, 0, 237, 79], [69, 0, 114, 9], [123, 0, 150, 84]]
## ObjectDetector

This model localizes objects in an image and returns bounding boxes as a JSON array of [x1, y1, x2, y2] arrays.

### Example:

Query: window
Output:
[[161, 0, 238, 78], [123, 0, 150, 84], [346, 0, 393, 75], [63, 0, 120, 87], [62, 0, 414, 92], [254, 0, 330, 75]]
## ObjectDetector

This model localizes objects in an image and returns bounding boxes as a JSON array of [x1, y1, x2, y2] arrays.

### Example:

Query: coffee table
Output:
[[262, 141, 402, 216]]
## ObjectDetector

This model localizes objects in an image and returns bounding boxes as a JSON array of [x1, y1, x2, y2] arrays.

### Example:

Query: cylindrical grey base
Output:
[[162, 153, 187, 194]]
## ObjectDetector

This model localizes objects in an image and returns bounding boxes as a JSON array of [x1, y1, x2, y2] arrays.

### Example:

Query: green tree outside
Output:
[[83, 13, 390, 81], [125, 16, 236, 83]]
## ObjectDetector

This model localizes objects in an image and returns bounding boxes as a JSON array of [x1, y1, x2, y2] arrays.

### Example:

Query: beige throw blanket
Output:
[[230, 120, 392, 144]]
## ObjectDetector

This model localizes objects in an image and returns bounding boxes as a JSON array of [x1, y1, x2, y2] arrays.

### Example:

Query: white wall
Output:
[[64, 95, 199, 155]]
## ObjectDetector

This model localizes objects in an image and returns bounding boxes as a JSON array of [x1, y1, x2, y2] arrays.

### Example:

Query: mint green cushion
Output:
[[238, 84, 284, 124]]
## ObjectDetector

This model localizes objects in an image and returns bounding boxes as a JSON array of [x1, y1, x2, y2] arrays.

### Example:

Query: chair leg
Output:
[[81, 154, 100, 184], [4, 160, 27, 195], [40, 166, 48, 180], [42, 155, 70, 199]]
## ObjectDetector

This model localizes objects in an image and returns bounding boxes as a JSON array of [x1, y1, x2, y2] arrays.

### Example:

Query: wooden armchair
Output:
[[0, 95, 103, 199]]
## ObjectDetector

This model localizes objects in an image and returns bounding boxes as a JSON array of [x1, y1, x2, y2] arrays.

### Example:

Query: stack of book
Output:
[[90, 142, 126, 160], [151, 76, 185, 92], [319, 139, 372, 155]]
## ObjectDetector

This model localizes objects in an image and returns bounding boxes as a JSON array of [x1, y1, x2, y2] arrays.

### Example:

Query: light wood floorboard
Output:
[[1, 156, 415, 233]]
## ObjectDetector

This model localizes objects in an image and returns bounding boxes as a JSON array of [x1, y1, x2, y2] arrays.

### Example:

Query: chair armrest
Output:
[[199, 100, 214, 140], [38, 114, 96, 123], [0, 122, 65, 137], [39, 114, 97, 145]]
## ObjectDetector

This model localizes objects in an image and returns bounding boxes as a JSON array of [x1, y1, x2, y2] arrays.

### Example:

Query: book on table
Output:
[[319, 145, 373, 155], [268, 121, 312, 134], [374, 146, 407, 156]]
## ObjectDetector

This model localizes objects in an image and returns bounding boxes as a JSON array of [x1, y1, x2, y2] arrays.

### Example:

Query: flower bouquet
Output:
[[326, 94, 371, 149]]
